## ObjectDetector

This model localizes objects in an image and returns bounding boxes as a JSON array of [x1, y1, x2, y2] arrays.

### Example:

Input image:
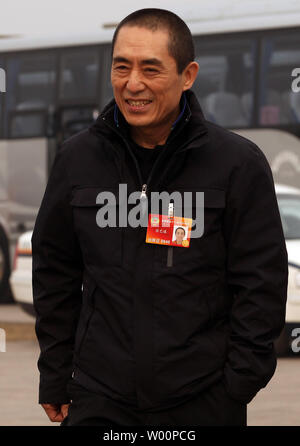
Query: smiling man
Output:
[[111, 23, 198, 148], [32, 8, 288, 426]]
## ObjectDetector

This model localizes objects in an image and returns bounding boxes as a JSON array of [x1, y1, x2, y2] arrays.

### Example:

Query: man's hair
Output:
[[111, 8, 195, 74], [175, 227, 186, 235]]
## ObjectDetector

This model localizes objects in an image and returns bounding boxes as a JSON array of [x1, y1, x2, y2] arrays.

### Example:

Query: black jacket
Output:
[[32, 90, 288, 411]]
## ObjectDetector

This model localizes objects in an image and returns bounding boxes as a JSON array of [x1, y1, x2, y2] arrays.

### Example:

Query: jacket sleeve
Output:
[[222, 141, 289, 404], [31, 145, 84, 404]]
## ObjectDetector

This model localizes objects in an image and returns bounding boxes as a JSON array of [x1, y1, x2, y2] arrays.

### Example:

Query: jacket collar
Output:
[[90, 89, 209, 153]]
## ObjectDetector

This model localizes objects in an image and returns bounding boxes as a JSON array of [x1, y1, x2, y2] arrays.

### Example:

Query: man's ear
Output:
[[182, 61, 199, 91]]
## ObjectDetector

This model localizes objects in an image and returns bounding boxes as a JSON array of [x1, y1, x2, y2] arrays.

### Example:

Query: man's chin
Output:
[[124, 115, 153, 128]]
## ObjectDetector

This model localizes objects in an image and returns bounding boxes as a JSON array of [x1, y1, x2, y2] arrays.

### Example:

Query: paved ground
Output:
[[0, 304, 299, 426], [0, 304, 36, 342], [0, 304, 53, 426], [0, 304, 34, 324], [0, 340, 54, 426]]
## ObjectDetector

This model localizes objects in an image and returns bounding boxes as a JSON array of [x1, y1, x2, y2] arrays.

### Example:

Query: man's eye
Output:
[[145, 68, 158, 73], [115, 65, 128, 70]]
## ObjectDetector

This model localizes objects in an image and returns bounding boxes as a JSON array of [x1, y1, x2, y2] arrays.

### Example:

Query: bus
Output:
[[0, 0, 300, 302]]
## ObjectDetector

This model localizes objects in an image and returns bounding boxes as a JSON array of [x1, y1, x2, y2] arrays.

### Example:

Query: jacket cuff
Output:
[[38, 378, 71, 405]]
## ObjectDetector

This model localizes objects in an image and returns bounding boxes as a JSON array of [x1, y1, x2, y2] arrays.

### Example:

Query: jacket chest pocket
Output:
[[70, 186, 123, 267], [160, 188, 226, 268]]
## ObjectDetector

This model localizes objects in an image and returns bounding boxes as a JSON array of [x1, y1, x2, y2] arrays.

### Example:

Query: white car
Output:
[[9, 230, 34, 316], [274, 184, 300, 354], [9, 183, 300, 354]]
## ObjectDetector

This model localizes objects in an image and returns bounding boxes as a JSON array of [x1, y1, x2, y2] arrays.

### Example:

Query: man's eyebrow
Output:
[[141, 58, 164, 67], [112, 56, 164, 67], [112, 56, 130, 64]]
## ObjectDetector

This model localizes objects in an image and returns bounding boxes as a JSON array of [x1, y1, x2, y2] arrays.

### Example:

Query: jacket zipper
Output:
[[103, 118, 150, 225], [101, 117, 146, 199], [140, 183, 148, 221], [140, 183, 147, 199]]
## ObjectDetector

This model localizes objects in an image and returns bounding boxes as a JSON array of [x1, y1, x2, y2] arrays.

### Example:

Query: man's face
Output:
[[175, 228, 185, 244], [111, 25, 187, 131]]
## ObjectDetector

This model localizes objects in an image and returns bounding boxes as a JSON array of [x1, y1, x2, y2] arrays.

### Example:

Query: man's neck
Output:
[[130, 127, 170, 149], [129, 105, 181, 149]]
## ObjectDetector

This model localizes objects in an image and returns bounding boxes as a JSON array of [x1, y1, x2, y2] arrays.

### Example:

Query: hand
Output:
[[41, 403, 70, 422]]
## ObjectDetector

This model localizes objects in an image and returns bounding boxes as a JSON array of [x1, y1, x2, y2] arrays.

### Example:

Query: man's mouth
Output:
[[126, 99, 152, 108]]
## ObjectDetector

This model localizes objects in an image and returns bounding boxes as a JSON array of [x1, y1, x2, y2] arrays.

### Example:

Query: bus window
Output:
[[0, 57, 4, 139], [56, 105, 99, 143], [5, 52, 56, 138], [59, 48, 99, 101], [0, 56, 6, 201], [9, 111, 46, 138], [260, 32, 300, 126], [192, 36, 256, 128]]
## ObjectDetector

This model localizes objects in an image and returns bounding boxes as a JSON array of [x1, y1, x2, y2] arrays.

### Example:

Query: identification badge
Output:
[[146, 213, 192, 248]]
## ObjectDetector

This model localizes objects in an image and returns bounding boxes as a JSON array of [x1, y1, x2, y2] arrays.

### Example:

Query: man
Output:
[[32, 8, 288, 426]]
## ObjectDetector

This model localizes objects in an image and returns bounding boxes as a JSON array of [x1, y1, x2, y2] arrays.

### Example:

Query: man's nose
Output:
[[126, 70, 145, 93]]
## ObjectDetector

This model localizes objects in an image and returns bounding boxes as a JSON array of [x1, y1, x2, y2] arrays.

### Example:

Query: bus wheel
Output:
[[0, 228, 14, 303]]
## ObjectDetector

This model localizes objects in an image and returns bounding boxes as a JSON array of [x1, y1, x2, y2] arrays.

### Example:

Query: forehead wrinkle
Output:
[[113, 27, 171, 60]]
